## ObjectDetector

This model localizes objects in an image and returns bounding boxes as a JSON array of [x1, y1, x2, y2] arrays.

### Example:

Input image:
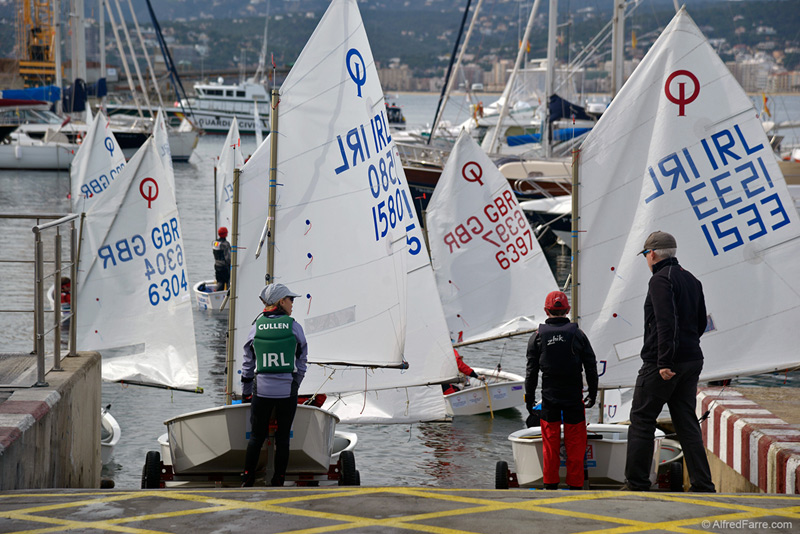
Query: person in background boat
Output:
[[623, 231, 715, 493], [59, 277, 71, 309], [240, 283, 308, 487], [212, 226, 231, 291], [441, 348, 484, 395], [525, 290, 598, 490]]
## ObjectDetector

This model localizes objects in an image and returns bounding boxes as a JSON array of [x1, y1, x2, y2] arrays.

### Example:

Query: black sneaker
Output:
[[619, 483, 647, 491], [568, 486, 583, 491], [689, 486, 716, 493], [241, 471, 255, 488], [543, 483, 559, 490]]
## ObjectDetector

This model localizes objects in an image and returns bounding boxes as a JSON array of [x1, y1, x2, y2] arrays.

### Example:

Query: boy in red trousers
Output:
[[525, 291, 598, 490]]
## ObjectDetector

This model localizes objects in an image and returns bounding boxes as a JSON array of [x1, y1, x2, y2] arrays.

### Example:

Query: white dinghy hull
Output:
[[192, 280, 227, 311], [508, 423, 664, 488], [156, 412, 355, 487], [444, 367, 524, 416], [165, 404, 339, 476], [100, 409, 121, 466]]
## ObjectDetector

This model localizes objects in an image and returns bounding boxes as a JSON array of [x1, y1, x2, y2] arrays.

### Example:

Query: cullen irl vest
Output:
[[252, 315, 297, 374]]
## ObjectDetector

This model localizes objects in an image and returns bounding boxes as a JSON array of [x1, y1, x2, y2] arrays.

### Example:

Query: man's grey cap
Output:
[[259, 283, 301, 305], [638, 231, 677, 255]]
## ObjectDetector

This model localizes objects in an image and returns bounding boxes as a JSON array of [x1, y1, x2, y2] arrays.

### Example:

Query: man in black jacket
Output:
[[623, 231, 715, 492]]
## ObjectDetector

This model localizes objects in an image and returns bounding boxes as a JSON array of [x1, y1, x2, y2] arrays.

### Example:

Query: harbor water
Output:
[[1, 92, 799, 490]]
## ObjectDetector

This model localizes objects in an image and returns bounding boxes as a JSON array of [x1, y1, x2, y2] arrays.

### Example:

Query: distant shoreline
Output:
[[384, 90, 800, 97]]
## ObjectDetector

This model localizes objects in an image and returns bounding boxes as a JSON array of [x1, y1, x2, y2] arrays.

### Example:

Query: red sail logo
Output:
[[139, 177, 159, 208], [665, 70, 700, 116]]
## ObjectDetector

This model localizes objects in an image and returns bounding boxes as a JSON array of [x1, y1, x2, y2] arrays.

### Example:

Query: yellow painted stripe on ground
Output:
[[0, 488, 799, 534], [0, 512, 173, 534]]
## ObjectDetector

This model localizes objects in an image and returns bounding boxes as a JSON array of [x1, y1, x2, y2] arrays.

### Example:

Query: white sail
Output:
[[216, 117, 243, 231], [153, 109, 176, 200], [577, 8, 800, 388], [427, 130, 558, 344], [75, 137, 199, 390], [235, 0, 416, 390], [254, 101, 264, 146], [70, 111, 126, 213], [322, 386, 447, 424]]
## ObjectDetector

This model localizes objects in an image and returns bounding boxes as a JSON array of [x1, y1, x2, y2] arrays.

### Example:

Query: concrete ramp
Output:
[[0, 353, 44, 388]]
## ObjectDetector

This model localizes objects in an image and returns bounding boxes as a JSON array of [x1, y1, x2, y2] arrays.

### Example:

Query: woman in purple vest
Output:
[[240, 283, 308, 487]]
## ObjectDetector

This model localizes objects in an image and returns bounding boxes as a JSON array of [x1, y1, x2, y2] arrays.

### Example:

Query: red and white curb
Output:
[[698, 388, 800, 494], [0, 389, 61, 455]]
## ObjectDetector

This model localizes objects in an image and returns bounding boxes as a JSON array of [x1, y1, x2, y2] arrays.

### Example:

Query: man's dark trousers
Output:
[[625, 359, 715, 492]]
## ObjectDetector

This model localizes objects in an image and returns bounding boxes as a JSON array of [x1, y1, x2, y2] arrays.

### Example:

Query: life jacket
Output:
[[538, 321, 581, 379], [212, 240, 227, 262], [60, 285, 71, 305], [252, 315, 297, 374]]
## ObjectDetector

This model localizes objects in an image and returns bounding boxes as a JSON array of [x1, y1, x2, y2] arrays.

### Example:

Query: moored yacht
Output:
[[181, 78, 270, 135]]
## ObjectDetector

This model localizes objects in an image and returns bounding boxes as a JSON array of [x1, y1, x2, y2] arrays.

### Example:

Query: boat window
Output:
[[236, 91, 245, 97], [207, 89, 222, 96]]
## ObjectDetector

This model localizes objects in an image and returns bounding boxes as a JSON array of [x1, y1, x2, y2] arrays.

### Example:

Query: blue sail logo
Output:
[[346, 48, 367, 98]]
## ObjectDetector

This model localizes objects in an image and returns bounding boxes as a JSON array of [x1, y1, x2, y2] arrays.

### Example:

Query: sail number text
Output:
[[333, 109, 422, 255], [95, 217, 188, 307], [645, 124, 791, 256], [440, 190, 534, 270], [78, 161, 126, 200]]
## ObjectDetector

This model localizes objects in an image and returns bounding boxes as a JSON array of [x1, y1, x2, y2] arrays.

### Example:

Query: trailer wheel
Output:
[[495, 461, 509, 489], [355, 470, 361, 486], [668, 461, 684, 492], [142, 450, 161, 489], [338, 450, 359, 486]]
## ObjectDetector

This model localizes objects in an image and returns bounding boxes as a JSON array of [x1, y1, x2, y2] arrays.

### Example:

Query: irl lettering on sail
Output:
[[333, 109, 393, 176], [643, 123, 791, 256]]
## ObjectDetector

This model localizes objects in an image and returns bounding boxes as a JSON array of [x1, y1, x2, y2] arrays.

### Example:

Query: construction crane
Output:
[[16, 0, 57, 87]]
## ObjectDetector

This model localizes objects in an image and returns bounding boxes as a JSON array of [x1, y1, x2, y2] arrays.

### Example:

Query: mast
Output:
[[266, 87, 279, 281], [486, 0, 541, 154], [542, 0, 558, 158], [144, 0, 195, 123], [98, 0, 105, 108], [54, 0, 63, 114], [429, 0, 484, 144], [104, 0, 143, 118], [570, 138, 594, 419], [427, 0, 472, 146], [112, 0, 152, 113], [225, 166, 241, 405], [253, 0, 270, 84], [610, 0, 625, 97], [70, 0, 87, 82], [126, 0, 165, 109]]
